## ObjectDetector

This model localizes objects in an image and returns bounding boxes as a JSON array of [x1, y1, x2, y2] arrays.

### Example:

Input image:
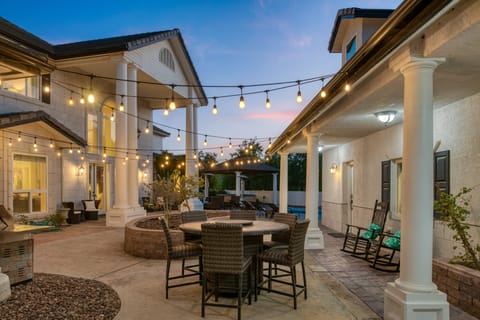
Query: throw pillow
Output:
[[84, 201, 96, 210], [360, 223, 381, 239], [384, 231, 401, 249]]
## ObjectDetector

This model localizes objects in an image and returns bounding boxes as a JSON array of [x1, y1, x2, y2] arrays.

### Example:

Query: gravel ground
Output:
[[0, 273, 121, 320]]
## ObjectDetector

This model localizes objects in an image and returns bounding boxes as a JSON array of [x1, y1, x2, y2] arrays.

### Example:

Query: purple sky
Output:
[[2, 0, 402, 156]]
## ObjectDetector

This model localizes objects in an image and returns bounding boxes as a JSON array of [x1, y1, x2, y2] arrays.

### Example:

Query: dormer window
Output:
[[346, 36, 357, 62]]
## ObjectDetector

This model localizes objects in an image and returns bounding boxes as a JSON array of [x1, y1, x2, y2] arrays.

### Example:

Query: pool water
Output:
[[287, 206, 322, 221]]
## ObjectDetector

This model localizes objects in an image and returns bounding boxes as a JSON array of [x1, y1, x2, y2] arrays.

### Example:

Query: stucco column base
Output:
[[0, 271, 11, 302], [305, 227, 324, 249], [106, 206, 146, 227], [384, 282, 449, 320], [180, 198, 204, 212]]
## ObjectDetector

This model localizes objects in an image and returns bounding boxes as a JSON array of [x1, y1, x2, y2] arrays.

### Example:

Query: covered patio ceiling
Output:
[[274, 1, 480, 154]]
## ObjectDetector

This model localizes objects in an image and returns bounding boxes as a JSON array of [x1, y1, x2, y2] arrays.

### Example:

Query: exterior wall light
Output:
[[78, 165, 85, 176], [374, 110, 397, 124], [330, 164, 337, 174]]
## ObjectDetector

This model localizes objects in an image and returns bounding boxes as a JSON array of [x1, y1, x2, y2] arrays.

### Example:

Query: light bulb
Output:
[[345, 83, 351, 92], [33, 137, 37, 148], [69, 95, 74, 106], [49, 140, 54, 148], [220, 148, 224, 157], [265, 97, 271, 109], [17, 133, 22, 142], [163, 108, 169, 116], [8, 138, 12, 147], [119, 101, 124, 112], [228, 139, 232, 148], [169, 100, 176, 110], [239, 95, 245, 109], [320, 89, 326, 98], [57, 151, 61, 157], [212, 97, 218, 115], [176, 130, 181, 141], [88, 93, 95, 103], [80, 96, 85, 104], [110, 113, 115, 121], [296, 89, 302, 103], [135, 154, 140, 160], [203, 135, 208, 146], [145, 121, 150, 134], [44, 85, 50, 93]]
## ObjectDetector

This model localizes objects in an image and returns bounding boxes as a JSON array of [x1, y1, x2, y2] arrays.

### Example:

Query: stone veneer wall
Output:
[[432, 259, 480, 319]]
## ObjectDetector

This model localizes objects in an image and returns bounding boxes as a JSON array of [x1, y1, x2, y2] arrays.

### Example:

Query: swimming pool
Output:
[[287, 206, 322, 221]]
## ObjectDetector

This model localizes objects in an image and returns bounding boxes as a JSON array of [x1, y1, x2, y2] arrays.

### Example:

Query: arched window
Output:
[[159, 48, 175, 71]]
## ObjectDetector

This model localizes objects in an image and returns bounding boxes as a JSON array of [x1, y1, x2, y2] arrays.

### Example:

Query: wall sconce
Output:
[[374, 110, 397, 125], [78, 165, 85, 176], [143, 171, 148, 178], [329, 164, 337, 174]]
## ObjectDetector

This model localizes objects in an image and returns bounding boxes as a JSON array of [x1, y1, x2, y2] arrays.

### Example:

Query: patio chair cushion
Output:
[[84, 200, 97, 210], [360, 223, 381, 240], [384, 231, 401, 249]]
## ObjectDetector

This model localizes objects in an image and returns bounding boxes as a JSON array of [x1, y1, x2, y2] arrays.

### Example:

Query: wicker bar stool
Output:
[[263, 212, 297, 249], [201, 223, 255, 320], [257, 219, 310, 309], [229, 210, 256, 221], [159, 218, 202, 299]]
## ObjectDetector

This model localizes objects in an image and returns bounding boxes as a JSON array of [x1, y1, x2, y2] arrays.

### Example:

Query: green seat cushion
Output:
[[360, 223, 381, 240], [384, 231, 401, 249]]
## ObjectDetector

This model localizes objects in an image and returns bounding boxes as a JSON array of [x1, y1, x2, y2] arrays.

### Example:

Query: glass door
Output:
[[88, 163, 105, 211]]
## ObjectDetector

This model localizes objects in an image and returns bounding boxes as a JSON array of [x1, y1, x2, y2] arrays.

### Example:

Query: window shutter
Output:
[[381, 160, 391, 203], [434, 150, 450, 218]]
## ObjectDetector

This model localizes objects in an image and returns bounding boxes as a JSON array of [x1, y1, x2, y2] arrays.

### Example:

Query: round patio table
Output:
[[179, 218, 289, 295]]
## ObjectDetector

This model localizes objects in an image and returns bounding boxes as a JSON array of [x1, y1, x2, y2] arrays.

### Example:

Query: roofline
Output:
[[153, 125, 170, 137], [269, 0, 454, 155], [0, 110, 87, 146], [328, 8, 394, 52]]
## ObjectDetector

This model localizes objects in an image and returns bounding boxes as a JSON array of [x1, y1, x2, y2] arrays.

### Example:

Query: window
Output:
[[1, 76, 40, 99], [87, 113, 98, 154], [346, 36, 357, 62], [13, 154, 47, 214], [159, 47, 175, 71]]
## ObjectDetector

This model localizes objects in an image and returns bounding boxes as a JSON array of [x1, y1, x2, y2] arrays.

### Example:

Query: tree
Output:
[[229, 139, 264, 159]]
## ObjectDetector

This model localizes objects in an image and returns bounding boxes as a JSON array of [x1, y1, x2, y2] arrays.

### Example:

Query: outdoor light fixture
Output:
[[78, 165, 85, 176], [374, 110, 397, 124], [212, 97, 218, 115], [119, 95, 125, 112], [87, 76, 95, 103], [318, 145, 324, 152], [330, 164, 337, 174], [176, 129, 181, 141], [145, 121, 150, 134], [320, 78, 326, 98], [265, 90, 271, 109], [69, 92, 74, 106], [80, 88, 85, 104], [296, 80, 302, 103]]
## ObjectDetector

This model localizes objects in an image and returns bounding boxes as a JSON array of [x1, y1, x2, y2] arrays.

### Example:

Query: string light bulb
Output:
[[265, 90, 271, 109], [80, 88, 85, 104], [296, 80, 303, 103], [103, 147, 107, 158], [119, 95, 125, 112], [163, 107, 169, 116], [345, 83, 351, 92], [239, 86, 245, 109], [8, 138, 12, 147], [169, 84, 176, 110], [220, 147, 224, 157], [87, 76, 95, 103], [110, 110, 115, 121], [203, 135, 208, 146], [17, 132, 22, 142], [69, 143, 73, 154], [125, 153, 129, 161], [212, 97, 218, 115], [135, 153, 140, 160], [33, 137, 37, 148], [144, 121, 150, 134], [176, 129, 181, 142], [68, 92, 74, 106], [193, 152, 197, 160], [320, 78, 327, 98], [228, 138, 233, 149], [49, 139, 54, 148], [268, 138, 272, 149]]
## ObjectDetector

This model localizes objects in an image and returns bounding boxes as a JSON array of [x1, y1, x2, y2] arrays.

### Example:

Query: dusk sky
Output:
[[2, 0, 401, 156]]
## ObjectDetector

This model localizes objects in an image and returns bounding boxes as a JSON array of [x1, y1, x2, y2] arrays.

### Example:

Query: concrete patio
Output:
[[31, 218, 476, 320]]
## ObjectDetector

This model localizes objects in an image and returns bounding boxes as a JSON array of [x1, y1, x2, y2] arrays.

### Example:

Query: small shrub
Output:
[[46, 213, 66, 228]]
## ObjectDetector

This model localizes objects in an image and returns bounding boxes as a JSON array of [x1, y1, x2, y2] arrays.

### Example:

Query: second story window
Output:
[[1, 76, 40, 99], [346, 36, 357, 62]]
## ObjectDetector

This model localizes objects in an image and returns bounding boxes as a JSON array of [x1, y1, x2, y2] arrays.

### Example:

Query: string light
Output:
[[265, 90, 271, 109], [212, 97, 218, 115], [8, 138, 12, 147], [119, 95, 125, 112], [17, 132, 22, 142], [69, 143, 73, 153], [80, 88, 85, 104], [145, 121, 150, 134], [87, 75, 95, 103], [220, 147, 224, 157], [345, 83, 351, 92], [57, 151, 61, 157], [33, 137, 38, 148], [125, 153, 129, 161], [296, 80, 302, 103], [68, 92, 74, 106], [103, 147, 107, 158], [203, 135, 208, 146], [110, 108, 115, 121], [176, 129, 181, 142], [163, 107, 169, 116], [49, 139, 54, 148], [193, 151, 197, 159], [228, 138, 233, 149], [320, 78, 327, 98], [169, 84, 176, 110], [268, 138, 272, 149], [135, 153, 140, 160], [239, 86, 245, 109]]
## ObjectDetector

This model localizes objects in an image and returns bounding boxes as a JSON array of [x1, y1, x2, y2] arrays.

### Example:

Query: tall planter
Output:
[[433, 258, 480, 318]]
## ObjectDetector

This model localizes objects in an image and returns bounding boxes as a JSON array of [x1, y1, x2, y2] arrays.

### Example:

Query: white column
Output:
[[384, 57, 448, 320], [235, 171, 241, 196], [127, 66, 140, 208], [184, 103, 202, 211], [272, 173, 278, 205], [304, 131, 324, 249], [279, 151, 289, 213], [114, 62, 128, 209]]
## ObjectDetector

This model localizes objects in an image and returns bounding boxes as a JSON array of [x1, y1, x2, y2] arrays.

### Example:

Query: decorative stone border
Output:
[[433, 258, 480, 318], [124, 214, 184, 259]]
